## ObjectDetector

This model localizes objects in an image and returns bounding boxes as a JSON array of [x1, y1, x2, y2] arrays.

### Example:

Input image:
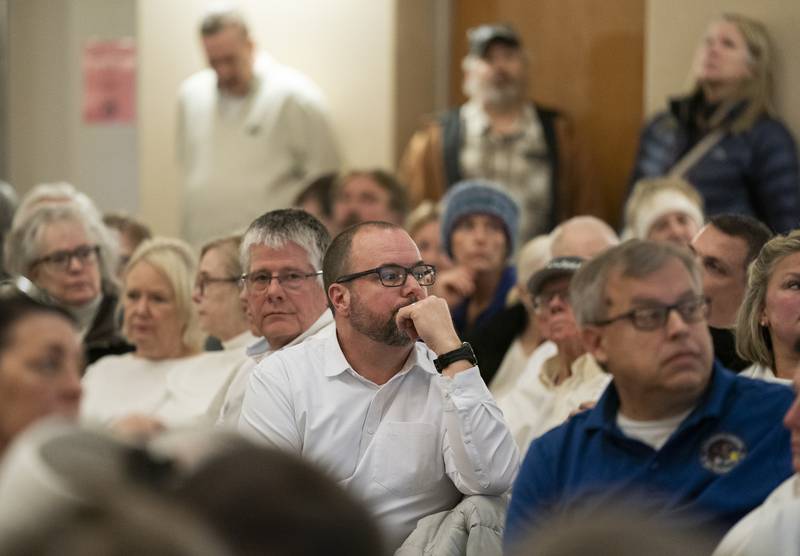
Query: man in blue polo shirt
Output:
[[505, 240, 794, 548]]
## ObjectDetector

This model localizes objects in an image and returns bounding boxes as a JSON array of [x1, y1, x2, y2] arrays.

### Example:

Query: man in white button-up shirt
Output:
[[240, 221, 519, 550]]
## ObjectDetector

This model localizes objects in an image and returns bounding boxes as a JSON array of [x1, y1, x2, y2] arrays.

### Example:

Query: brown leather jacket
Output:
[[399, 103, 574, 230]]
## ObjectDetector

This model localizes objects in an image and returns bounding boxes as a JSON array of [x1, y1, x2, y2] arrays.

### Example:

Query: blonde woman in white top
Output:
[[82, 238, 237, 430]]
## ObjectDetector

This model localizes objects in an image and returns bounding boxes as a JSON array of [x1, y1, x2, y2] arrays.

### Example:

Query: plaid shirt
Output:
[[459, 101, 552, 241]]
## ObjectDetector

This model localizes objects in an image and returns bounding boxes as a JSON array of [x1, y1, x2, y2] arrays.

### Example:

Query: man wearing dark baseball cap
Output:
[[526, 256, 583, 298], [497, 256, 610, 455], [467, 23, 521, 57], [399, 22, 566, 242]]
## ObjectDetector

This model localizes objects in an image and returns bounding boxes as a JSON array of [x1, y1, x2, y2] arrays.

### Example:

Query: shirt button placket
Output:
[[365, 390, 383, 437]]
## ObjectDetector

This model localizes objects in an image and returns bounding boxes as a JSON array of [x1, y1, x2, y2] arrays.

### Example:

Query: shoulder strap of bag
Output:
[[668, 128, 726, 178]]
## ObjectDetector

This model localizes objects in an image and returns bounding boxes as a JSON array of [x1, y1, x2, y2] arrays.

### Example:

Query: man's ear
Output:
[[328, 283, 351, 316], [581, 325, 607, 365]]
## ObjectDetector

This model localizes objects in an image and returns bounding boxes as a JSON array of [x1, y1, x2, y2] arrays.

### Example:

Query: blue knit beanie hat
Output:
[[440, 180, 520, 259]]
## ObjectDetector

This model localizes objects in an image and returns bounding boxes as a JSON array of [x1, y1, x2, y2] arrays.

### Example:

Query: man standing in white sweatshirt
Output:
[[177, 5, 340, 245]]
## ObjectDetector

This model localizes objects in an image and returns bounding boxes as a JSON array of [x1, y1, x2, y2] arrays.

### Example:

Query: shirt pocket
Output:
[[374, 421, 440, 496]]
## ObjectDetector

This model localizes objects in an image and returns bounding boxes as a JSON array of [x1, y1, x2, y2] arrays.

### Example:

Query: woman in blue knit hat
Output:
[[434, 180, 519, 338]]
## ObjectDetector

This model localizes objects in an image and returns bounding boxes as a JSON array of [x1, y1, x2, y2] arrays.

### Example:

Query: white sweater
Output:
[[177, 53, 340, 245]]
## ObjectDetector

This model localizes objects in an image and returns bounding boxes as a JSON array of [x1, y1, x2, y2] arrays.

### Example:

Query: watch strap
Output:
[[433, 342, 477, 373]]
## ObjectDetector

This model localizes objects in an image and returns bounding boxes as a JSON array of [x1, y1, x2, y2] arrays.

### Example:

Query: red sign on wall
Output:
[[82, 38, 136, 124]]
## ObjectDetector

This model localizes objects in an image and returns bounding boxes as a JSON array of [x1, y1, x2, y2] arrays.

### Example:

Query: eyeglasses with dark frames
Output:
[[591, 296, 710, 331], [32, 245, 100, 272], [194, 275, 240, 296], [532, 288, 571, 314], [334, 264, 436, 288], [239, 270, 323, 293]]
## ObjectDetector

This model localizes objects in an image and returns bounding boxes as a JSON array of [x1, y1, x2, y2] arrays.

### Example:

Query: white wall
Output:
[[7, 1, 449, 236], [138, 0, 399, 236], [8, 0, 138, 213]]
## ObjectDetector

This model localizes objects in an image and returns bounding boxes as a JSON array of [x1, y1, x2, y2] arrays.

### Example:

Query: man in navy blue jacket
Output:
[[505, 240, 793, 549]]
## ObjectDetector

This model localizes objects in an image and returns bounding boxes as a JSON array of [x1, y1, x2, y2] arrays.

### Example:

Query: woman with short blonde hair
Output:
[[82, 238, 238, 429]]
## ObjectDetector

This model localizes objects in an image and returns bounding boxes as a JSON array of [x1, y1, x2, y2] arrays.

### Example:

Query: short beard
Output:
[[483, 83, 524, 111], [350, 295, 417, 347], [464, 74, 525, 112]]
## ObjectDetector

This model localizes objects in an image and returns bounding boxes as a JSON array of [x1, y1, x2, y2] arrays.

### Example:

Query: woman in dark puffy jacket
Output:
[[628, 13, 799, 233]]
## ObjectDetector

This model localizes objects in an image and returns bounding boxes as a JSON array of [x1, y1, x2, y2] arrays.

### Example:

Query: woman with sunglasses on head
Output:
[[81, 238, 240, 433], [4, 202, 131, 366]]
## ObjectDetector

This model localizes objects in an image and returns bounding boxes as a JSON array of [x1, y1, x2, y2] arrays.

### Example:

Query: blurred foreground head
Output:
[[0, 424, 384, 555], [173, 442, 386, 555], [509, 503, 716, 556]]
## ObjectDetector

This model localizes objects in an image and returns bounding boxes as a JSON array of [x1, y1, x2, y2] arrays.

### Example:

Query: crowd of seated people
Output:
[[1, 9, 800, 556]]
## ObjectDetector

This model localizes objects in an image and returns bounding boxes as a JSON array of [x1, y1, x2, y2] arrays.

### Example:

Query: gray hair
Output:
[[570, 240, 702, 326], [736, 230, 800, 369], [12, 182, 102, 230], [4, 202, 119, 292], [125, 238, 202, 353], [240, 209, 330, 282]]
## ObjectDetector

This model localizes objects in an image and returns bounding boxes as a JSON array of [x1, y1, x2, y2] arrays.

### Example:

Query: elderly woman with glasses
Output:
[[81, 238, 240, 432], [192, 235, 255, 350], [3, 202, 131, 365]]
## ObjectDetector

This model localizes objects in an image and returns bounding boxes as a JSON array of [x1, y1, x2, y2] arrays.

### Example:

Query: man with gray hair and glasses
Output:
[[240, 221, 518, 550], [505, 240, 794, 549], [216, 209, 333, 426]]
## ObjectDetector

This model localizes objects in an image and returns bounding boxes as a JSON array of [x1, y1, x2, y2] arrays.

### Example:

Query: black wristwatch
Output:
[[433, 342, 477, 373]]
